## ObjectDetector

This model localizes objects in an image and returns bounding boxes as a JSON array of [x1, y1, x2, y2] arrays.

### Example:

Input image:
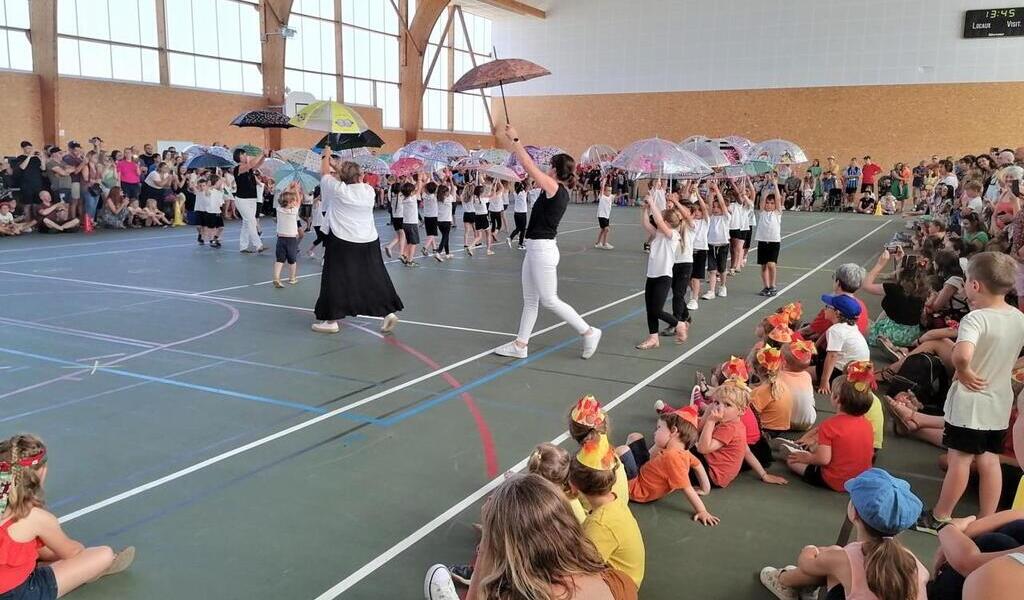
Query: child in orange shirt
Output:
[[616, 406, 719, 526], [750, 346, 793, 435]]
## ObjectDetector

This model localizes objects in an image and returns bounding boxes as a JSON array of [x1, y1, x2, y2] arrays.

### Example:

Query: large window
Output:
[[422, 7, 492, 133], [341, 0, 400, 127], [285, 0, 338, 101], [0, 0, 31, 72], [57, 0, 159, 82], [165, 0, 262, 94]]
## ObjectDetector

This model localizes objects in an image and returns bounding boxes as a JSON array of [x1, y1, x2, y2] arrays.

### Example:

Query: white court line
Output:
[[53, 217, 834, 525], [310, 219, 891, 599]]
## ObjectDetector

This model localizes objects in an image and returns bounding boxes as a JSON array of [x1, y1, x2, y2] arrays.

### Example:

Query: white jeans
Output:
[[236, 197, 261, 251], [516, 239, 590, 342]]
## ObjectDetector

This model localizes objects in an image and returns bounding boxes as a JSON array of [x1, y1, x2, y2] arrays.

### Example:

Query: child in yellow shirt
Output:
[[569, 394, 630, 506], [527, 442, 587, 523]]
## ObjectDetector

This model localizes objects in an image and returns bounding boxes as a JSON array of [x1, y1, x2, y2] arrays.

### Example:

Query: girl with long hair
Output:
[[232, 148, 266, 253]]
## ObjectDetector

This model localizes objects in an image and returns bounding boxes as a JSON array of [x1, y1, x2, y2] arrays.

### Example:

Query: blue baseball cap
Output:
[[821, 294, 862, 319], [845, 468, 922, 535]]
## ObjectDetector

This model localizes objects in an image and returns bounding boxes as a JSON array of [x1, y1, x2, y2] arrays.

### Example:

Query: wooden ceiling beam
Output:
[[470, 0, 545, 19]]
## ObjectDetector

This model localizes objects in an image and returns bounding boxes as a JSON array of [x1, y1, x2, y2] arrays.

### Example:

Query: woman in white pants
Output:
[[494, 124, 602, 360], [233, 148, 266, 253]]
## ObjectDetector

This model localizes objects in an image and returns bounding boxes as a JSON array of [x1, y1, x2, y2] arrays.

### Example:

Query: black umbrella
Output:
[[230, 110, 294, 129], [315, 130, 385, 151]]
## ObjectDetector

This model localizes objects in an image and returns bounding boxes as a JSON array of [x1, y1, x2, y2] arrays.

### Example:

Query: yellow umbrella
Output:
[[288, 101, 369, 134]]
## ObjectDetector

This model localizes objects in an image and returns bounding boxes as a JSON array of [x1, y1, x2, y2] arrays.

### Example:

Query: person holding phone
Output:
[[13, 141, 44, 221]]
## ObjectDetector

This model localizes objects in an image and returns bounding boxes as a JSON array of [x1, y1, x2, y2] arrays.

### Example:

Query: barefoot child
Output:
[[917, 252, 1024, 531], [0, 203, 32, 235], [617, 405, 719, 526], [273, 186, 301, 288], [0, 434, 135, 599]]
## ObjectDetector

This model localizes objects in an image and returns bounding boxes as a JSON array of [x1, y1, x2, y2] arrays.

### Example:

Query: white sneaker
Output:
[[581, 328, 602, 359], [380, 313, 399, 334], [424, 565, 460, 600], [717, 286, 728, 298], [686, 298, 699, 311], [594, 243, 603, 249], [494, 341, 528, 359], [603, 243, 614, 250], [700, 290, 716, 300], [434, 253, 444, 262], [759, 567, 799, 600], [311, 321, 339, 334]]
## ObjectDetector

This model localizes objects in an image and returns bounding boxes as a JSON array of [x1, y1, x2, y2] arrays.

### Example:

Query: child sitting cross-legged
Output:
[[781, 339, 818, 431], [785, 362, 876, 491], [616, 405, 719, 526], [760, 468, 930, 600], [568, 395, 630, 509], [750, 345, 794, 436]]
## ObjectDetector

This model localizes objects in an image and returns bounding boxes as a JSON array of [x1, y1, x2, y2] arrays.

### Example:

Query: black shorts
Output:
[[619, 438, 651, 480], [860, 182, 874, 193], [691, 249, 708, 279], [757, 241, 780, 264], [198, 211, 224, 228], [122, 182, 141, 200], [275, 236, 299, 264], [300, 204, 313, 219], [801, 464, 830, 489], [598, 217, 610, 229], [402, 223, 421, 245], [423, 216, 439, 236], [689, 449, 722, 488], [845, 186, 858, 196], [475, 214, 490, 230], [742, 229, 752, 249], [943, 423, 1008, 455], [707, 244, 729, 273], [462, 211, 475, 224], [391, 217, 403, 231], [729, 228, 744, 241], [489, 211, 503, 231]]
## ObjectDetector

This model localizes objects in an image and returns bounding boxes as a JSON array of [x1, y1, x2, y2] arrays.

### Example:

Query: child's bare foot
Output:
[[675, 321, 689, 344]]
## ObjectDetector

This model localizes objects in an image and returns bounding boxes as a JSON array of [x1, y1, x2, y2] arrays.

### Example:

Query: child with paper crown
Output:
[[616, 405, 719, 526], [786, 362, 876, 491], [568, 395, 629, 507], [526, 443, 587, 523], [750, 346, 794, 435], [780, 340, 818, 431], [568, 433, 646, 589], [692, 376, 753, 488]]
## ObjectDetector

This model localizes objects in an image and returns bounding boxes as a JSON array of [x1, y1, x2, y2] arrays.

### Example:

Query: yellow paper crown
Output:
[[576, 433, 616, 471]]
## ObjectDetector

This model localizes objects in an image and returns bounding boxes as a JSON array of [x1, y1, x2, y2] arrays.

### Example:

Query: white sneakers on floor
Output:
[[494, 341, 528, 359], [717, 286, 728, 297], [380, 313, 399, 334], [700, 290, 716, 300], [424, 565, 459, 600], [311, 321, 339, 334], [686, 298, 699, 311], [582, 328, 602, 359]]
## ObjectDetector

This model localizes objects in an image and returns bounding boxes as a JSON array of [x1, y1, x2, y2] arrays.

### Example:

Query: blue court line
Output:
[[0, 347, 327, 415]]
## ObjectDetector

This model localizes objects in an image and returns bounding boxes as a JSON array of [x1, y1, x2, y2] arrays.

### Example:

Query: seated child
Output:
[[144, 198, 171, 227], [816, 294, 870, 395], [0, 202, 32, 235], [569, 433, 646, 589], [786, 362, 876, 491], [0, 434, 135, 599], [780, 340, 817, 431], [617, 405, 719, 526], [127, 198, 148, 227], [760, 468, 930, 600], [527, 442, 587, 523], [569, 395, 629, 508], [693, 378, 751, 489], [750, 346, 793, 436]]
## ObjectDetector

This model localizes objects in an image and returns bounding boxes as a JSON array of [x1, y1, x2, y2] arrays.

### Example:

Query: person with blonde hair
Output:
[[424, 473, 639, 600]]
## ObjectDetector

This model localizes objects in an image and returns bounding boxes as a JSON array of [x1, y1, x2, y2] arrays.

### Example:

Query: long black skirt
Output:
[[314, 235, 404, 321]]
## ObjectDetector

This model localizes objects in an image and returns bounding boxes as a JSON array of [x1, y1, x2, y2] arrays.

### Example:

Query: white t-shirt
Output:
[[528, 188, 542, 209], [320, 175, 378, 243], [647, 230, 680, 278], [825, 322, 870, 370], [708, 213, 731, 245], [941, 173, 959, 192], [462, 196, 475, 215], [437, 193, 453, 222], [676, 224, 693, 263], [276, 205, 299, 236], [473, 195, 489, 215], [944, 306, 1024, 430], [650, 189, 667, 211], [755, 210, 782, 242], [421, 193, 438, 218], [597, 194, 613, 219], [691, 218, 709, 250], [0, 212, 13, 225], [965, 195, 984, 213], [727, 202, 746, 229], [195, 189, 224, 214], [513, 191, 527, 213], [402, 194, 419, 222], [747, 204, 756, 228], [311, 198, 324, 228]]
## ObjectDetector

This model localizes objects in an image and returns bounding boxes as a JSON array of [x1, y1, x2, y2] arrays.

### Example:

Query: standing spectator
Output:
[[81, 151, 103, 221], [913, 160, 928, 203], [939, 159, 959, 194], [843, 158, 862, 211], [861, 156, 881, 198], [139, 143, 159, 172], [807, 158, 823, 203], [44, 147, 72, 205], [62, 141, 87, 220], [116, 148, 142, 201], [12, 141, 44, 221]]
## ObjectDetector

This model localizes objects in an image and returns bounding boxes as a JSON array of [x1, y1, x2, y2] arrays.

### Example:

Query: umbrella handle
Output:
[[497, 81, 517, 141]]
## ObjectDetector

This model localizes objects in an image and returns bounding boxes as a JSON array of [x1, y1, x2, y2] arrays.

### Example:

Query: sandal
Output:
[[635, 338, 660, 350], [877, 366, 896, 383], [884, 396, 919, 436], [879, 336, 909, 361]]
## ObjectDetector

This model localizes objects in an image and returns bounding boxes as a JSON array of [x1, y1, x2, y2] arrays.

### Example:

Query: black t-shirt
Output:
[[525, 184, 569, 240], [140, 153, 159, 169], [14, 154, 44, 188], [234, 167, 258, 199], [881, 282, 924, 326]]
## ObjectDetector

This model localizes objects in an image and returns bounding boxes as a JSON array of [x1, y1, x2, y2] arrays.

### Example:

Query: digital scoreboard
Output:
[[964, 8, 1024, 37]]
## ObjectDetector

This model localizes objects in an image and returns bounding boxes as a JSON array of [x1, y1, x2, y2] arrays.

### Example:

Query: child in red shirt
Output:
[[693, 379, 751, 488], [786, 362, 876, 491], [617, 406, 719, 526]]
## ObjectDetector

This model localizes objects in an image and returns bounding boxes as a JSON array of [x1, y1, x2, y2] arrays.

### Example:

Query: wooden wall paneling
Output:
[[261, 0, 294, 150]]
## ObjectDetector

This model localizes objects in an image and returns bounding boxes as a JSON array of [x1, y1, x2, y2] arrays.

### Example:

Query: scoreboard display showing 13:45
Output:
[[964, 7, 1024, 37]]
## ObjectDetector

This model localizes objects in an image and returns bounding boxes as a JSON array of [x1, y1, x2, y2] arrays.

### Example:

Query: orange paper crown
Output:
[[721, 356, 749, 382], [570, 394, 606, 429], [576, 433, 617, 471], [672, 405, 700, 429], [789, 339, 817, 363], [845, 361, 877, 392], [756, 346, 783, 372], [766, 313, 789, 330], [782, 302, 803, 324], [768, 325, 794, 344], [1013, 366, 1024, 384]]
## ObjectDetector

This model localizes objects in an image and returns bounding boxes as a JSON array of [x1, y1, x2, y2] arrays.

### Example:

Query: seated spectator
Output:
[[930, 509, 1024, 600], [800, 264, 869, 341], [97, 186, 130, 229], [962, 213, 991, 250], [861, 247, 929, 348], [0, 202, 33, 235], [760, 468, 929, 600], [814, 294, 870, 393], [35, 191, 79, 233]]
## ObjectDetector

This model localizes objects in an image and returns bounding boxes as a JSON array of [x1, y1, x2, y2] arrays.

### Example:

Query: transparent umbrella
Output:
[[678, 139, 732, 168], [352, 155, 390, 176], [580, 144, 617, 167], [611, 138, 713, 179], [748, 139, 808, 165]]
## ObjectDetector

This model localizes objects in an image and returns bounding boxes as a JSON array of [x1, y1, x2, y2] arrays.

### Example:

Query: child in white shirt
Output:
[[595, 182, 614, 250], [273, 185, 301, 287]]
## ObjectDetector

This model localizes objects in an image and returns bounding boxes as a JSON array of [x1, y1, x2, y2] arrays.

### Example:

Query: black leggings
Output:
[[509, 212, 528, 245], [645, 276, 678, 334], [928, 519, 1024, 600], [438, 221, 452, 255], [671, 262, 693, 323]]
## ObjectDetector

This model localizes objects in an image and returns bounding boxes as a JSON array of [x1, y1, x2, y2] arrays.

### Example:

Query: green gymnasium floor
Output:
[[0, 206, 964, 599]]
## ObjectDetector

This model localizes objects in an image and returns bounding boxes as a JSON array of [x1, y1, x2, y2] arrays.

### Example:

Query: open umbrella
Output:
[[289, 100, 369, 134], [183, 145, 236, 170], [451, 57, 550, 125], [274, 148, 322, 173], [390, 157, 424, 178], [580, 144, 617, 167], [230, 110, 293, 129], [257, 157, 288, 177], [335, 147, 372, 160], [481, 164, 521, 182], [611, 138, 713, 179], [234, 143, 262, 157], [433, 140, 469, 161], [477, 148, 511, 165], [452, 156, 487, 171], [679, 139, 732, 168], [315, 130, 384, 151], [505, 145, 561, 170], [269, 163, 320, 194], [747, 139, 808, 165], [352, 155, 390, 176]]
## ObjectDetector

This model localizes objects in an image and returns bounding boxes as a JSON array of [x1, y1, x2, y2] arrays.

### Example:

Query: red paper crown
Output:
[[721, 356, 749, 382], [766, 313, 789, 330], [756, 346, 783, 372], [782, 302, 803, 324], [672, 405, 699, 428], [788, 339, 817, 363], [570, 394, 606, 429], [845, 361, 877, 392], [0, 449, 46, 472], [768, 325, 794, 344]]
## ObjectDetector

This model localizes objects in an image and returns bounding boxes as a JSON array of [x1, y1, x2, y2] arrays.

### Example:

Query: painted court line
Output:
[[53, 217, 835, 525], [310, 219, 891, 599]]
